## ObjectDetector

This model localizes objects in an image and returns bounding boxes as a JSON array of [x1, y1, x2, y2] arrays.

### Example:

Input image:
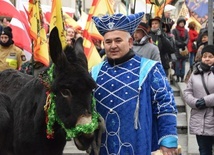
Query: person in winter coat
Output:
[[172, 16, 189, 82], [133, 22, 161, 61], [0, 26, 26, 71], [195, 30, 208, 62], [148, 16, 175, 76], [187, 21, 198, 68], [162, 22, 176, 49], [196, 21, 208, 48], [183, 45, 214, 155]]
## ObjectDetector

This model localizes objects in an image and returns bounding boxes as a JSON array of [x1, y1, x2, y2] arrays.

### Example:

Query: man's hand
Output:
[[160, 146, 178, 155]]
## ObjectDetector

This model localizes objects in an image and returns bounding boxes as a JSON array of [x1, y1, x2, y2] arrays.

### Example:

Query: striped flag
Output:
[[16, 0, 31, 36], [28, 0, 49, 66], [83, 0, 114, 70], [63, 12, 82, 30], [49, 0, 67, 49], [0, 0, 32, 59], [0, 0, 27, 27], [10, 18, 32, 61]]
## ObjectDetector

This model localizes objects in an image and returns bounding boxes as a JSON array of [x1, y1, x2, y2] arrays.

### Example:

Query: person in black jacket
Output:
[[172, 16, 189, 82], [148, 16, 175, 76]]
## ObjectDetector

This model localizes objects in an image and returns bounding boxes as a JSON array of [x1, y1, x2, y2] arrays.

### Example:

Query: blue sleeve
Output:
[[150, 62, 178, 148], [160, 136, 178, 148]]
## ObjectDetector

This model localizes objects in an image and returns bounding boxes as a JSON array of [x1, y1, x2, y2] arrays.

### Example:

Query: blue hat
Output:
[[92, 12, 144, 36]]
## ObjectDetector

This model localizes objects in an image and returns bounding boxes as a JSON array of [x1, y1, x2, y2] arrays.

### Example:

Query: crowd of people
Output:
[[0, 9, 214, 154], [0, 14, 212, 78]]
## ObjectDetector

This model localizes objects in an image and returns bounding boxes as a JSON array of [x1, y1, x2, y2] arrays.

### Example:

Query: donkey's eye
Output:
[[60, 89, 71, 97]]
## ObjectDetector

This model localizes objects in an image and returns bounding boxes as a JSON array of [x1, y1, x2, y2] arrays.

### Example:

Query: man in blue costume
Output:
[[91, 12, 178, 155]]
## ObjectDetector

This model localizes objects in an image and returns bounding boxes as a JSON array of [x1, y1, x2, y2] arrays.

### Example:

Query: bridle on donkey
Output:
[[39, 64, 100, 140]]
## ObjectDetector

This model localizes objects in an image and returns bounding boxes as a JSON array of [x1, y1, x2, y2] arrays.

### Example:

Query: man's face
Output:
[[151, 20, 160, 30], [0, 35, 9, 43], [133, 29, 144, 42], [103, 30, 133, 59]]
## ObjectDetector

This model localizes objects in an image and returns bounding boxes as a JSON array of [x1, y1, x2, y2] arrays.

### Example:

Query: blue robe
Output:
[[91, 55, 177, 155]]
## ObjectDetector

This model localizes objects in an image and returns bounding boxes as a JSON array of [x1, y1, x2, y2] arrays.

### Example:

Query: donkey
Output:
[[0, 27, 97, 155], [0, 92, 13, 155]]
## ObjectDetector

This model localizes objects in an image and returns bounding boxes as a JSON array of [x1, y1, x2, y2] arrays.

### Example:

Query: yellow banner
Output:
[[28, 0, 49, 66], [83, 0, 115, 70], [49, 0, 67, 49]]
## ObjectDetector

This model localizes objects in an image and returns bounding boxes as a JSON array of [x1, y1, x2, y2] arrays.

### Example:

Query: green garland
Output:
[[45, 64, 100, 139]]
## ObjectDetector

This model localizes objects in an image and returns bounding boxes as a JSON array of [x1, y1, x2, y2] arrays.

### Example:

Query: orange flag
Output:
[[28, 0, 49, 66], [49, 0, 67, 49], [155, 0, 172, 17], [83, 0, 114, 70], [146, 0, 173, 17]]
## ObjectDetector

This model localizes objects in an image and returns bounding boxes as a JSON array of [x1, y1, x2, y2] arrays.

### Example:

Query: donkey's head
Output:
[[48, 27, 97, 131]]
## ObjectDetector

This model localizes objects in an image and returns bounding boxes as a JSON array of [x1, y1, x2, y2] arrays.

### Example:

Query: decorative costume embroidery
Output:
[[91, 56, 177, 154]]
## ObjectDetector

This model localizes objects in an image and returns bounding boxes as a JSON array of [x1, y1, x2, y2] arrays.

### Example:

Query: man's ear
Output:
[[129, 37, 133, 48]]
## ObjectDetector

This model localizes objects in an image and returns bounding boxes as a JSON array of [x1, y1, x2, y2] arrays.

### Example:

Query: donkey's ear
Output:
[[74, 37, 84, 54], [74, 37, 88, 69], [49, 27, 64, 65]]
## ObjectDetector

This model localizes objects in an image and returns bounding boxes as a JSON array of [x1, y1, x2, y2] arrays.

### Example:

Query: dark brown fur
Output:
[[0, 27, 97, 155]]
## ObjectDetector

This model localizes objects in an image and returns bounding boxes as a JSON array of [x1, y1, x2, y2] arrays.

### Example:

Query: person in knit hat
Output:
[[172, 16, 189, 82], [183, 44, 214, 155], [195, 31, 208, 62], [0, 26, 26, 71], [90, 12, 178, 155], [201, 44, 214, 56], [132, 22, 161, 61]]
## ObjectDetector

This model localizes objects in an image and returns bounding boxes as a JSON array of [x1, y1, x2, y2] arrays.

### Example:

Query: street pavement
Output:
[[63, 140, 87, 155]]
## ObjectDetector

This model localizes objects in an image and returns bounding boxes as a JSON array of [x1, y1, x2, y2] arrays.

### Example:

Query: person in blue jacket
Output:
[[90, 12, 178, 155]]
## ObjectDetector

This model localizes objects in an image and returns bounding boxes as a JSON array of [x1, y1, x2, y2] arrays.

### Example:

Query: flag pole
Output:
[[125, 0, 130, 15], [133, 0, 136, 14], [160, 0, 167, 33], [208, 0, 213, 45], [31, 39, 34, 76], [149, 3, 154, 21]]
